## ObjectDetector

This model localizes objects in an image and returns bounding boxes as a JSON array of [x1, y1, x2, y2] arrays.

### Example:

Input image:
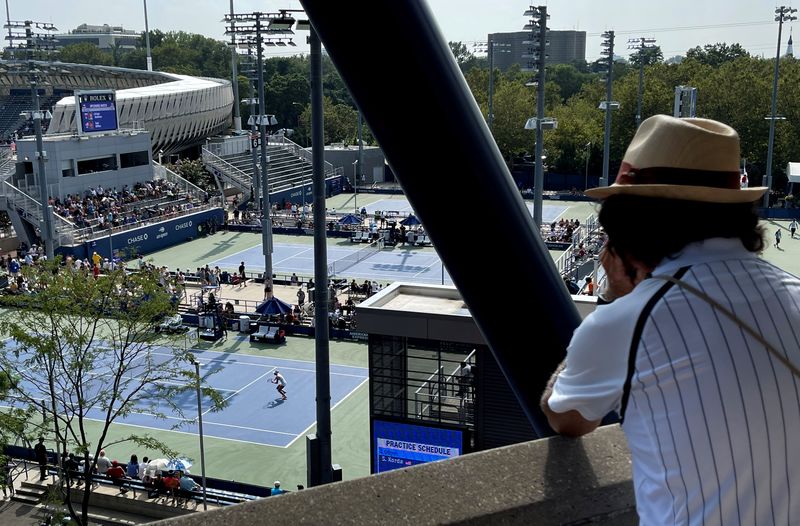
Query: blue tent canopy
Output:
[[338, 214, 362, 225], [255, 297, 293, 315], [400, 214, 421, 226]]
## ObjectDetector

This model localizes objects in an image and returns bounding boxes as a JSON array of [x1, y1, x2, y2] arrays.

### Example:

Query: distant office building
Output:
[[55, 24, 141, 50], [488, 30, 586, 70]]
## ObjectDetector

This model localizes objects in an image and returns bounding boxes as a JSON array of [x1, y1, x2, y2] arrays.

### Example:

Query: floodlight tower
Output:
[[764, 6, 797, 208], [599, 31, 617, 188], [486, 36, 511, 132], [225, 12, 298, 282], [522, 5, 551, 228], [6, 20, 58, 260], [628, 36, 656, 130]]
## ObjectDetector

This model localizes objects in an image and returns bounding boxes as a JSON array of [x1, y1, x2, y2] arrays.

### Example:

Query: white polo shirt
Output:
[[550, 238, 800, 525]]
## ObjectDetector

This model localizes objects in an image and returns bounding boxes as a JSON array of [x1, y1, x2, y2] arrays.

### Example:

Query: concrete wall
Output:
[[324, 145, 386, 185], [15, 131, 152, 199], [154, 425, 637, 526]]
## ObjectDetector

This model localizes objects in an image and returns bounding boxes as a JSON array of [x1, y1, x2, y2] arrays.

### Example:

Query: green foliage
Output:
[[685, 43, 751, 68], [58, 43, 113, 66], [0, 261, 225, 526], [629, 46, 664, 68], [547, 64, 594, 102], [168, 158, 215, 192]]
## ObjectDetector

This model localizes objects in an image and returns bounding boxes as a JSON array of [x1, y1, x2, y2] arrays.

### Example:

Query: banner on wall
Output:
[[59, 208, 225, 261]]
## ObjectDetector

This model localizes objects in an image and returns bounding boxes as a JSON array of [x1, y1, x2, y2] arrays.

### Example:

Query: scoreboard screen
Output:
[[372, 420, 463, 474], [76, 91, 119, 134]]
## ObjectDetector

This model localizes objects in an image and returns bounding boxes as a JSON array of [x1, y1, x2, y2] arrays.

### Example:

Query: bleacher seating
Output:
[[219, 145, 313, 198]]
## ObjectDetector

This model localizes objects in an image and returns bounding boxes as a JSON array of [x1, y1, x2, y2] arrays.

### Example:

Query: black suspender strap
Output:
[[618, 265, 691, 423]]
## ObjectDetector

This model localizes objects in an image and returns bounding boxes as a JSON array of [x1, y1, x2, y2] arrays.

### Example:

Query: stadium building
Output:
[[0, 60, 343, 258]]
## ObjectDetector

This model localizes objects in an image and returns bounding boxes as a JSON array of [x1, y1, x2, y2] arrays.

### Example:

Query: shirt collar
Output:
[[652, 237, 755, 275]]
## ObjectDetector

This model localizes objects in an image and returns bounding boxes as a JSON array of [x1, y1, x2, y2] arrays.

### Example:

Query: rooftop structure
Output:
[[55, 23, 141, 50]]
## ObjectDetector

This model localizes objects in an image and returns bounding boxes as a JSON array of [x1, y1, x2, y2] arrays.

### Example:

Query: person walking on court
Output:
[[790, 219, 798, 239], [296, 287, 306, 307], [774, 227, 782, 248], [271, 370, 287, 400]]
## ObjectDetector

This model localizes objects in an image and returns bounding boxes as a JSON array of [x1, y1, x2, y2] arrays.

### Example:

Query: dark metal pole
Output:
[[256, 15, 274, 281], [310, 25, 333, 482], [487, 38, 494, 131], [532, 7, 546, 228], [249, 94, 259, 208], [300, 0, 580, 437], [636, 46, 644, 129], [765, 10, 787, 209], [356, 110, 362, 213], [31, 67, 53, 260], [601, 32, 614, 188], [193, 361, 208, 510], [229, 0, 241, 132]]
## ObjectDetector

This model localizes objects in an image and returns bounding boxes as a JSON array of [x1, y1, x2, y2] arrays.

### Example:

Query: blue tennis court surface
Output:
[[212, 243, 453, 285], [363, 198, 568, 226], [211, 202, 570, 284], [6, 341, 368, 448]]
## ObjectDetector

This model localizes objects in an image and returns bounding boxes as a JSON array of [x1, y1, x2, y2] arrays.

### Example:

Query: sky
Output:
[[5, 0, 796, 61]]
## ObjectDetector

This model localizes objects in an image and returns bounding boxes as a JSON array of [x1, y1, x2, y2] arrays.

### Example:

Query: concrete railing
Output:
[[154, 425, 637, 526]]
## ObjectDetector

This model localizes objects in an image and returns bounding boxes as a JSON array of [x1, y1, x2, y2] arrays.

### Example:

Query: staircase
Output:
[[12, 480, 48, 505], [1, 181, 77, 248], [202, 135, 338, 202]]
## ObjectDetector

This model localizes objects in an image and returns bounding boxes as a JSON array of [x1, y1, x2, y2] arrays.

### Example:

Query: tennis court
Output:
[[359, 197, 570, 224], [3, 340, 368, 448], [211, 202, 571, 284]]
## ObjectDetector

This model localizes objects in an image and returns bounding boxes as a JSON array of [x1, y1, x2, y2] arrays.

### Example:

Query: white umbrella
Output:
[[145, 458, 169, 477], [166, 458, 192, 472]]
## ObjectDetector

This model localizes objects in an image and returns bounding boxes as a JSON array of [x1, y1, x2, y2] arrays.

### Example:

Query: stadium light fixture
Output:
[[628, 36, 657, 129], [6, 19, 57, 260], [764, 5, 798, 208], [269, 14, 295, 30], [523, 4, 549, 227], [599, 30, 615, 188]]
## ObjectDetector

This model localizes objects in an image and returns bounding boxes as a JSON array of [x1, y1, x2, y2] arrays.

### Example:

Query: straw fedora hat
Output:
[[585, 115, 767, 203]]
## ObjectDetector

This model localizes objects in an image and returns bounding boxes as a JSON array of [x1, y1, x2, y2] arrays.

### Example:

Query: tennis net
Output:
[[328, 238, 384, 277]]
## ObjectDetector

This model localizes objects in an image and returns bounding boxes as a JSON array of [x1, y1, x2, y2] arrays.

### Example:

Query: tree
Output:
[[629, 45, 664, 68], [58, 43, 113, 66], [547, 63, 594, 102], [0, 262, 225, 526], [169, 158, 216, 193], [685, 43, 751, 68], [449, 41, 479, 71]]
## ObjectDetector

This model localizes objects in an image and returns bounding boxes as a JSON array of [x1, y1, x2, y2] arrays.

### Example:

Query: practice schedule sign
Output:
[[372, 420, 463, 474], [76, 91, 119, 134]]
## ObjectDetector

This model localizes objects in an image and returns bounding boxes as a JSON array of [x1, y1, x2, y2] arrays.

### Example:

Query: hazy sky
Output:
[[5, 0, 796, 61]]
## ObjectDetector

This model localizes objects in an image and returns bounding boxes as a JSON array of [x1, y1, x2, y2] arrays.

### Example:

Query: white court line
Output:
[[86, 373, 237, 393], [126, 408, 293, 437], [202, 368, 275, 416], [199, 419, 296, 437], [412, 256, 442, 279], [183, 346, 369, 373], [274, 246, 314, 266], [210, 243, 263, 263], [150, 351, 368, 378], [285, 377, 369, 448], [82, 416, 289, 449]]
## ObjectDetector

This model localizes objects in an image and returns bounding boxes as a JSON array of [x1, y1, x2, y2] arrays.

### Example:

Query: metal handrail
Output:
[[154, 162, 208, 201], [69, 202, 217, 243], [201, 148, 253, 190], [2, 181, 76, 246]]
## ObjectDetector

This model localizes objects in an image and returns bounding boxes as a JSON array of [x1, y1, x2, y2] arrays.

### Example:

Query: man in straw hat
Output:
[[540, 115, 800, 523]]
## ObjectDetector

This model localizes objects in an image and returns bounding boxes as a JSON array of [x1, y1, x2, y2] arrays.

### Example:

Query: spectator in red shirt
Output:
[[106, 460, 129, 494]]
